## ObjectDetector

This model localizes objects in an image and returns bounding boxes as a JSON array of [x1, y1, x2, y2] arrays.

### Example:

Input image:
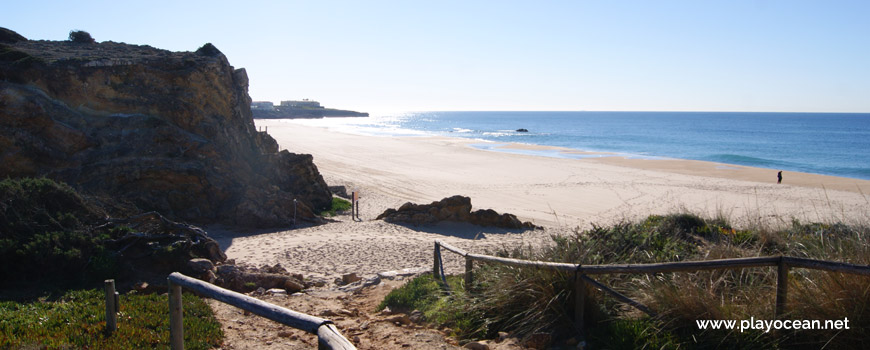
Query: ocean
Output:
[[290, 111, 870, 180]]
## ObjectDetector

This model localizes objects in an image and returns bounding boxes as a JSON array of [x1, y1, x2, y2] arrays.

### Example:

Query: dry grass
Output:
[[460, 212, 870, 349]]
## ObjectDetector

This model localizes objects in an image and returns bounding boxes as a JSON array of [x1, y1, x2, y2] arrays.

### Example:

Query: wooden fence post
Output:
[[574, 273, 586, 332], [104, 279, 117, 335], [776, 258, 789, 319], [465, 257, 474, 288], [433, 242, 441, 280], [169, 279, 184, 350]]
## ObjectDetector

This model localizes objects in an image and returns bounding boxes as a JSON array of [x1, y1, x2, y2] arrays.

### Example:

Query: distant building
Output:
[[280, 99, 321, 108], [251, 101, 275, 110]]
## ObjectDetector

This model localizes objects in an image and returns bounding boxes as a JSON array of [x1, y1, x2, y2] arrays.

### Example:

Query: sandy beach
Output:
[[215, 119, 870, 281]]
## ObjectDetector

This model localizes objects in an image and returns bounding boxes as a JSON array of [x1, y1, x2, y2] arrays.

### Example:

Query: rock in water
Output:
[[0, 27, 331, 227]]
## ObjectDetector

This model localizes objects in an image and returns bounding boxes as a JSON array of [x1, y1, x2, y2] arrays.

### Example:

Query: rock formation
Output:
[[0, 28, 331, 227], [376, 195, 540, 230], [105, 211, 229, 286]]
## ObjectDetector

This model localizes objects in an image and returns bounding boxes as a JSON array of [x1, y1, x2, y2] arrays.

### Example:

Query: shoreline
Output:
[[272, 115, 870, 183], [258, 119, 870, 228], [475, 140, 870, 194]]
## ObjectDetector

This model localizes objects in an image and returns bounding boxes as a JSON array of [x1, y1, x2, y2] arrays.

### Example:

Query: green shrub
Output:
[[68, 30, 95, 44], [0, 45, 45, 68], [320, 197, 353, 217], [379, 274, 483, 340], [195, 42, 222, 56], [0, 178, 118, 287], [378, 273, 444, 312]]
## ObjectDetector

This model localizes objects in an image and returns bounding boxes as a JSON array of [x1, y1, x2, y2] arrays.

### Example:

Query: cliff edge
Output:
[[0, 29, 331, 227]]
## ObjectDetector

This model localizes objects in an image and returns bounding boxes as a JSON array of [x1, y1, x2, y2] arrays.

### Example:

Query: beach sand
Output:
[[216, 119, 870, 281]]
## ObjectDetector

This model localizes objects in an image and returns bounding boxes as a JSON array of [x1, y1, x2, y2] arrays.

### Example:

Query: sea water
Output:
[[293, 111, 870, 180]]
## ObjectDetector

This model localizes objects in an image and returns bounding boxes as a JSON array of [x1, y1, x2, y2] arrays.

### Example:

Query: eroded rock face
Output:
[[376, 195, 539, 230], [0, 29, 330, 227]]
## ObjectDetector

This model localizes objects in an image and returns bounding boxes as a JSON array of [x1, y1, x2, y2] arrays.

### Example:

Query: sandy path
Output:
[[211, 217, 557, 281]]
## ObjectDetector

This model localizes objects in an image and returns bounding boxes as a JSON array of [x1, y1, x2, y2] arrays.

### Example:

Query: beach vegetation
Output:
[[0, 177, 224, 348], [68, 30, 95, 44], [0, 177, 120, 288], [0, 289, 222, 349], [379, 274, 484, 340], [320, 197, 353, 217], [195, 42, 222, 56], [384, 212, 870, 349], [0, 44, 45, 69]]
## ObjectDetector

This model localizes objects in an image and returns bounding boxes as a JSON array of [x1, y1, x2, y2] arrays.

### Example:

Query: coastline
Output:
[[212, 118, 870, 282], [257, 119, 870, 228]]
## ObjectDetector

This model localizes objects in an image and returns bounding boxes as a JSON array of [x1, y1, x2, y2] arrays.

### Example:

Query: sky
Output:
[[3, 1, 869, 115]]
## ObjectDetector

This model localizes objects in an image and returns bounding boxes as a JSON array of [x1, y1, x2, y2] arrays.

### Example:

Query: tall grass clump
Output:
[[389, 212, 870, 349]]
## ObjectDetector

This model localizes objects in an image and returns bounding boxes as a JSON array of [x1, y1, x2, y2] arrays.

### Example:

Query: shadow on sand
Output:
[[203, 223, 318, 254], [390, 221, 533, 240]]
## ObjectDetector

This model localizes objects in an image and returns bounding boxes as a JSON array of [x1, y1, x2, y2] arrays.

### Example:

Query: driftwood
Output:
[[215, 265, 305, 293]]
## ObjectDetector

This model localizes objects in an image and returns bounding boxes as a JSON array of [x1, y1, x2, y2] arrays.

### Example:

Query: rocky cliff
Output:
[[0, 29, 331, 227]]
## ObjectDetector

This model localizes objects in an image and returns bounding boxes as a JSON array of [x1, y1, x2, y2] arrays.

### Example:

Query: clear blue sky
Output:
[[4, 1, 869, 114]]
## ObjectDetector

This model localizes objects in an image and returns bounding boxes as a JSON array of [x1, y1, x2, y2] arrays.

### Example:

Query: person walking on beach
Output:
[[777, 171, 782, 184]]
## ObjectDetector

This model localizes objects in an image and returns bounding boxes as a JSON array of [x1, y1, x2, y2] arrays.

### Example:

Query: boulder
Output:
[[524, 333, 552, 350], [187, 258, 216, 277], [463, 342, 490, 350], [376, 195, 539, 230], [341, 273, 362, 285]]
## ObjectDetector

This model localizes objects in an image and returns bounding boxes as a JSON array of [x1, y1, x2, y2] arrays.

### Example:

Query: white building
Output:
[[251, 101, 275, 110]]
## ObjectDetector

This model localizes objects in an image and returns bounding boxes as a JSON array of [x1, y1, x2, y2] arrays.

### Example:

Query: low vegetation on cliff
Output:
[[381, 213, 870, 349], [0, 177, 225, 348], [0, 178, 116, 288], [0, 177, 226, 292]]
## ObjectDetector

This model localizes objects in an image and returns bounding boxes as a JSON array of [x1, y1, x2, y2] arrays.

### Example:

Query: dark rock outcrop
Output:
[[106, 211, 228, 285], [376, 195, 539, 230], [215, 264, 305, 293], [0, 28, 331, 227]]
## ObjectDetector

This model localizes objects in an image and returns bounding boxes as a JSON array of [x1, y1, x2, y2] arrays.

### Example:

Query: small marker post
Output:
[[352, 191, 360, 221]]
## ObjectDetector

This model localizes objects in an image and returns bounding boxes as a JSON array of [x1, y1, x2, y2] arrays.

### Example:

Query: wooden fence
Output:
[[433, 239, 870, 331], [167, 272, 356, 350]]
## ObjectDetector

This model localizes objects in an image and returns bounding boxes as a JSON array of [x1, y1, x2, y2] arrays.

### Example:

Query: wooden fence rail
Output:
[[167, 272, 355, 350], [433, 239, 870, 331]]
